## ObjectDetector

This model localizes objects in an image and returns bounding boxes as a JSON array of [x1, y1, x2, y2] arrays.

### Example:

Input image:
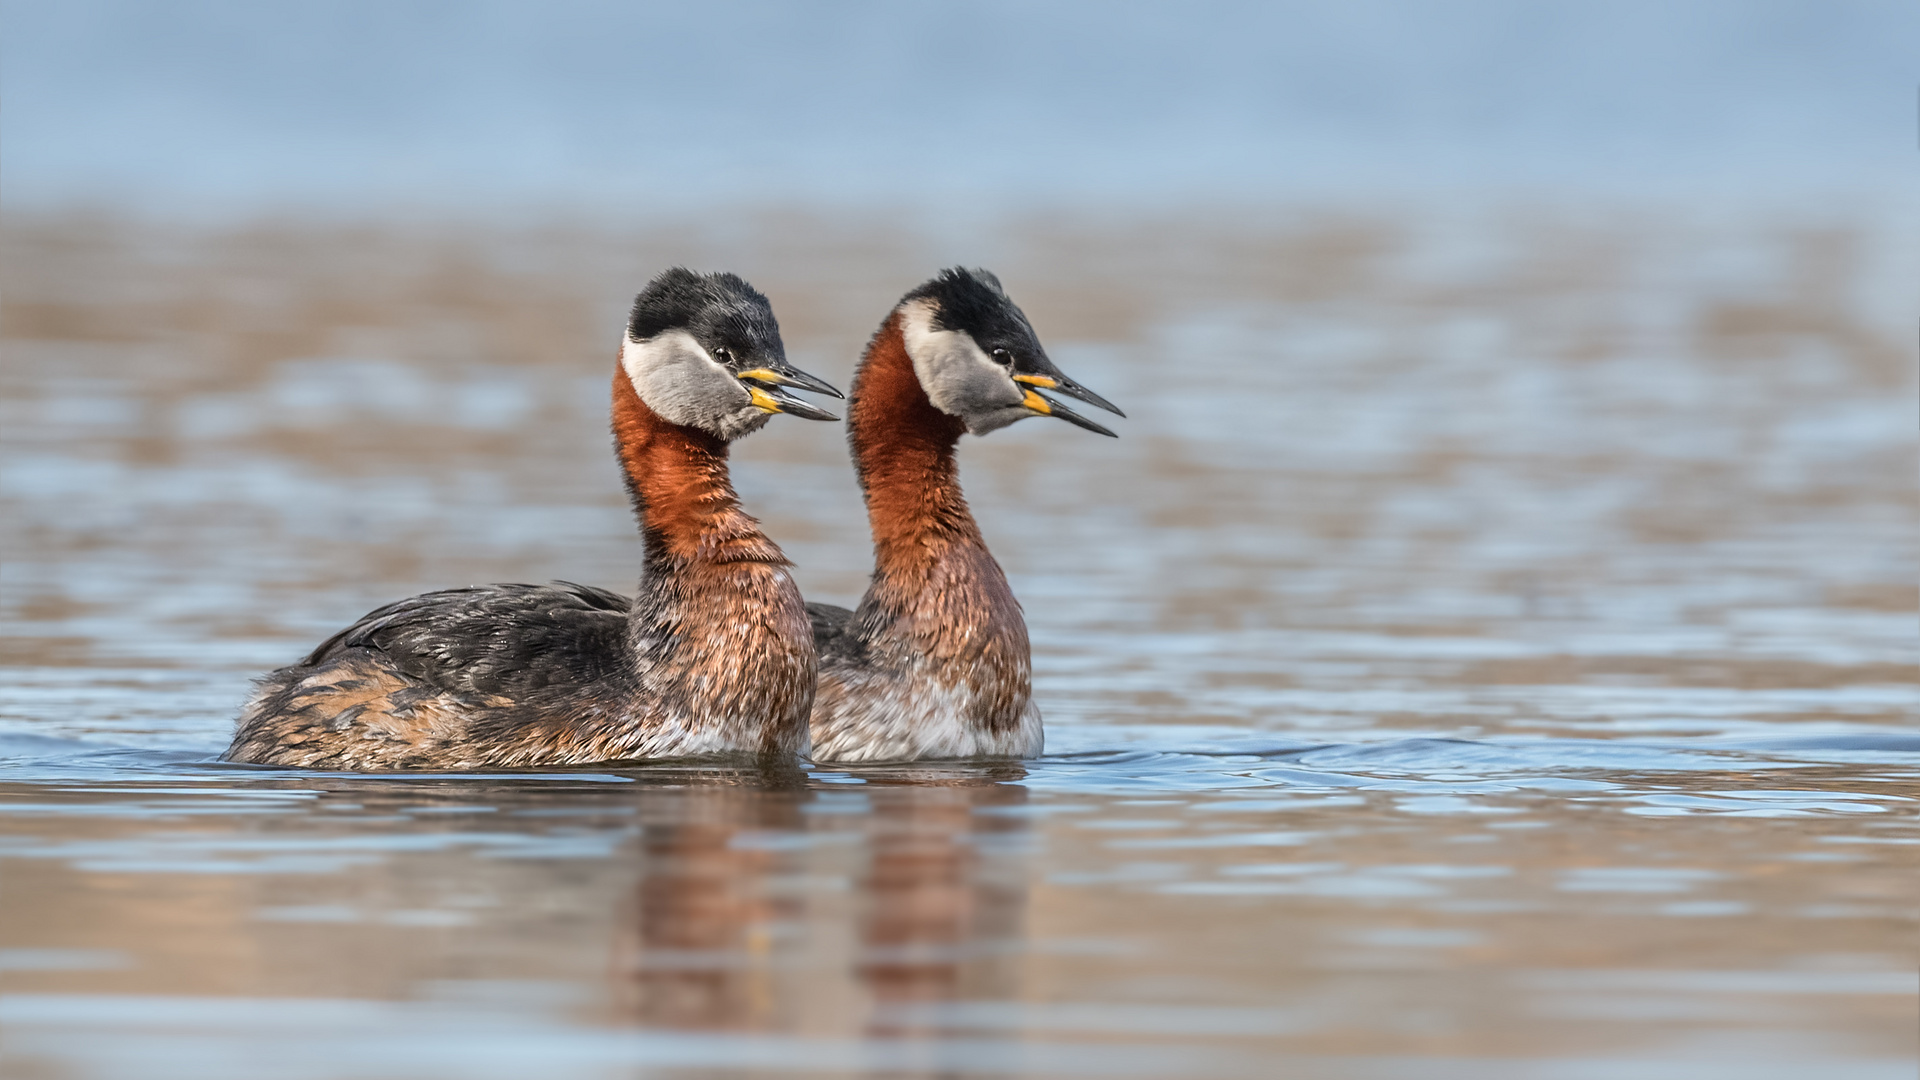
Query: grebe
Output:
[[225, 268, 842, 770], [806, 268, 1123, 762]]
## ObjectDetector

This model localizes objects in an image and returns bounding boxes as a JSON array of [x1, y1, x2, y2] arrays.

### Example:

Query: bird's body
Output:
[[807, 270, 1121, 762], [225, 270, 840, 771]]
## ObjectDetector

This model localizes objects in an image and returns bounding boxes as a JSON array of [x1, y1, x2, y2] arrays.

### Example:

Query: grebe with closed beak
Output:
[[225, 268, 840, 770], [806, 268, 1123, 762]]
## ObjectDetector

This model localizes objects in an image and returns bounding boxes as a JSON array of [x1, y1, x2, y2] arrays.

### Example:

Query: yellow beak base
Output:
[[747, 385, 784, 414]]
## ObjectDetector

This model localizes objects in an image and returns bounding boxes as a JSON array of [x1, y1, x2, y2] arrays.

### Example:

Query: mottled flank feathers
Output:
[[230, 583, 632, 770]]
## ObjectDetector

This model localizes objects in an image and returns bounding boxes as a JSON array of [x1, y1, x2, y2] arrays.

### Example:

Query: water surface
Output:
[[2, 210, 1915, 1078]]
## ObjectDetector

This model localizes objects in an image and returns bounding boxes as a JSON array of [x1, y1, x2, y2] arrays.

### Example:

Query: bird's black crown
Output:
[[628, 268, 786, 367], [904, 267, 1041, 356]]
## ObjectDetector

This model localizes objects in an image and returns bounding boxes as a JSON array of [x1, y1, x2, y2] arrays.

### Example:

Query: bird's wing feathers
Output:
[[805, 601, 865, 664], [301, 582, 633, 697]]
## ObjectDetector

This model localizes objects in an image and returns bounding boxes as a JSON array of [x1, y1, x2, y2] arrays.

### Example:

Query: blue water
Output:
[[2, 204, 1915, 1076], [2, 713, 1916, 1079]]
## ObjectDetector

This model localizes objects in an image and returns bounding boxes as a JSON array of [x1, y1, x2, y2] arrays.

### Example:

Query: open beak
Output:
[[735, 365, 845, 400], [1011, 363, 1124, 437], [1017, 387, 1117, 437], [737, 363, 843, 421]]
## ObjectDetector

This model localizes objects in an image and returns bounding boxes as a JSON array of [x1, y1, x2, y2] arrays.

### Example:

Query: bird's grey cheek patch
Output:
[[899, 301, 1024, 425], [620, 330, 763, 439], [965, 406, 1035, 436]]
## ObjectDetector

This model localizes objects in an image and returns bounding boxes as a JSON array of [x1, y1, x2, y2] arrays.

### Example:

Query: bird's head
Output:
[[621, 268, 841, 440], [894, 267, 1123, 438]]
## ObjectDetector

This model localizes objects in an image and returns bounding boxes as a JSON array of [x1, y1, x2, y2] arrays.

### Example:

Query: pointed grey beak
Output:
[[1028, 390, 1117, 437], [1011, 369, 1124, 419], [745, 381, 840, 421], [736, 361, 842, 421], [736, 364, 845, 400], [1011, 360, 1123, 436]]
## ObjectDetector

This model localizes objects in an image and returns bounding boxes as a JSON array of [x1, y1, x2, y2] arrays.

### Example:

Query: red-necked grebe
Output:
[[225, 268, 841, 770], [806, 268, 1124, 762]]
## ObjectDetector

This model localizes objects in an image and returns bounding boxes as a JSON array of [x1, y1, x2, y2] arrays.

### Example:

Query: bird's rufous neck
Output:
[[847, 314, 981, 572], [845, 316, 1030, 737], [610, 366, 783, 566]]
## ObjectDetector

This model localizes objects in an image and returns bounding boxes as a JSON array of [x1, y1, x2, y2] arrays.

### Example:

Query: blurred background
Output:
[[4, 0, 1915, 639], [2, 3, 1917, 1078], [3, 0, 1916, 213]]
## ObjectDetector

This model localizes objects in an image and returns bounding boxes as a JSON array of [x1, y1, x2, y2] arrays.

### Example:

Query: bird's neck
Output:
[[848, 313, 986, 585], [608, 366, 812, 753], [610, 366, 786, 574], [847, 316, 1029, 681]]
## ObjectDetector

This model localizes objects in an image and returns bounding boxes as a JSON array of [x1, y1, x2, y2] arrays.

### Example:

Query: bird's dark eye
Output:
[[989, 348, 1013, 366], [712, 346, 732, 363]]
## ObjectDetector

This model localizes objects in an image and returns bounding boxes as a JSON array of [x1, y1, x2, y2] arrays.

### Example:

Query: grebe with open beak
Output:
[[225, 268, 841, 770], [806, 268, 1123, 762]]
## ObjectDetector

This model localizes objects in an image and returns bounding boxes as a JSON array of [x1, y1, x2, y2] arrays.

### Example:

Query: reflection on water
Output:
[[620, 787, 807, 1032], [856, 774, 1029, 1040], [1, 751, 1913, 1078], [0, 209, 1916, 1078]]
